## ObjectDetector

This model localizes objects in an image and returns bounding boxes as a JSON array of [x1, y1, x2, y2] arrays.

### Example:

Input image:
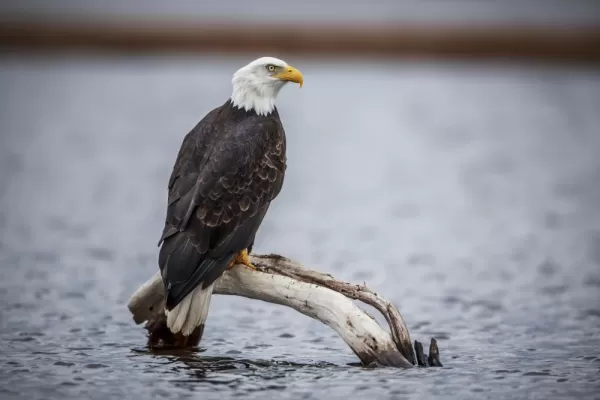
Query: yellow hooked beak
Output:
[[274, 65, 304, 88]]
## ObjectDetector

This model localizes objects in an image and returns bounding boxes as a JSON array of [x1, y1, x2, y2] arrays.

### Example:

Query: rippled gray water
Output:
[[1, 55, 599, 399]]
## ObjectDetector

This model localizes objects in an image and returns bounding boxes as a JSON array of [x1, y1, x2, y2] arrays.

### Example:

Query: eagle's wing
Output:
[[158, 116, 286, 310]]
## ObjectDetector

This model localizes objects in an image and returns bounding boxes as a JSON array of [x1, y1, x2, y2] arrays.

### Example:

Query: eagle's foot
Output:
[[226, 258, 236, 270], [234, 249, 257, 271]]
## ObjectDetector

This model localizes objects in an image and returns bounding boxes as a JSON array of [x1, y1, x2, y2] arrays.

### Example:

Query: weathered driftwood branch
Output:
[[128, 253, 441, 368]]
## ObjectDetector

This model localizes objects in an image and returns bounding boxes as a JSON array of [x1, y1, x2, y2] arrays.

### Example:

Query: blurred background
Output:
[[1, 1, 600, 400]]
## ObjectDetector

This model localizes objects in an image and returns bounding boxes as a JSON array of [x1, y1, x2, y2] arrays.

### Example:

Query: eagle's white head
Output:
[[230, 56, 304, 116]]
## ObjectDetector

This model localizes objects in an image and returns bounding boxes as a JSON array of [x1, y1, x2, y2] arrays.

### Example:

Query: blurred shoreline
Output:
[[0, 20, 599, 63]]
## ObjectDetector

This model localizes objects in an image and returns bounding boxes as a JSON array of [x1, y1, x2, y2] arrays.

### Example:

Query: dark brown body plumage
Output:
[[158, 100, 287, 310]]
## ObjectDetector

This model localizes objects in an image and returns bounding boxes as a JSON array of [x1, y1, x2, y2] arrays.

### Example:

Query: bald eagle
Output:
[[158, 57, 303, 337]]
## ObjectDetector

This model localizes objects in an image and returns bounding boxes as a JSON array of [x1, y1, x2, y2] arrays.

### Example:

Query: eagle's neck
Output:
[[230, 76, 283, 117]]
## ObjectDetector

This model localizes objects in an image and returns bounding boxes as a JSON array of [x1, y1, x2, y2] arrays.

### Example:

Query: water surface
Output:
[[1, 56, 599, 399]]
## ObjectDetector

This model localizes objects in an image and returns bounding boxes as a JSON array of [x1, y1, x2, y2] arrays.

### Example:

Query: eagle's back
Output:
[[158, 100, 286, 310]]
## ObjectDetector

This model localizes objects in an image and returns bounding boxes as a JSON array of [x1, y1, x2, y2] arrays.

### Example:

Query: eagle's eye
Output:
[[266, 65, 276, 72]]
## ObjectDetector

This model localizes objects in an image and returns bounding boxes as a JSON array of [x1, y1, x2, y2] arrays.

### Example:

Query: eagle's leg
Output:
[[234, 249, 257, 270]]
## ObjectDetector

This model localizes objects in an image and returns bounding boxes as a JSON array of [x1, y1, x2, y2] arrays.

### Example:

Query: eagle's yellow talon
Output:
[[234, 249, 257, 270]]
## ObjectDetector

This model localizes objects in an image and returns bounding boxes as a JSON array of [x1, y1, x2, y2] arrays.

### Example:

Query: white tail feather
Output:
[[166, 283, 215, 336]]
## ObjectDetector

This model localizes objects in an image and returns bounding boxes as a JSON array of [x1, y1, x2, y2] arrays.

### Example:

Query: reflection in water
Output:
[[0, 56, 600, 399]]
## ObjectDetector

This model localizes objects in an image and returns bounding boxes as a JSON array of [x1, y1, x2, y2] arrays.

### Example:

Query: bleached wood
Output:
[[127, 254, 414, 367]]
